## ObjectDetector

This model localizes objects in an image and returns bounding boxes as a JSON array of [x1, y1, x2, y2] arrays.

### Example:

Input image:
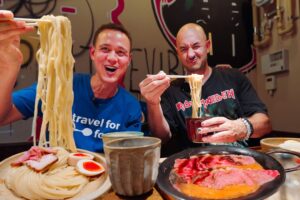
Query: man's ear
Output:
[[175, 47, 180, 55], [128, 52, 132, 64], [89, 46, 95, 60], [206, 40, 211, 54]]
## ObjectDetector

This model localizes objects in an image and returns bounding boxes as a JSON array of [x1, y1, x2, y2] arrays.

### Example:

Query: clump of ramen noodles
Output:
[[187, 74, 203, 118], [33, 15, 76, 152]]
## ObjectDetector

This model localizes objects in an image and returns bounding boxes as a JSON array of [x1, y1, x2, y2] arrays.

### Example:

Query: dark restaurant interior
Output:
[[0, 0, 300, 200]]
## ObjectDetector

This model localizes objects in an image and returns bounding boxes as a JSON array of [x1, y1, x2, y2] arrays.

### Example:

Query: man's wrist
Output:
[[147, 101, 160, 107], [146, 98, 161, 107], [240, 118, 254, 140]]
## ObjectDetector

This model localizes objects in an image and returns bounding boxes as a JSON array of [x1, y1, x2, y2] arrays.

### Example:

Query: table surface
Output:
[[99, 187, 164, 200], [265, 153, 300, 200], [100, 146, 300, 200]]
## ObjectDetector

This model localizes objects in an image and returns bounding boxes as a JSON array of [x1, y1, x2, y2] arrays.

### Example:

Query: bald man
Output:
[[139, 23, 271, 156]]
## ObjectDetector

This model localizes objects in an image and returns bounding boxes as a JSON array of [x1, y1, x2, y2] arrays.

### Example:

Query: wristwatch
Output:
[[241, 118, 254, 140]]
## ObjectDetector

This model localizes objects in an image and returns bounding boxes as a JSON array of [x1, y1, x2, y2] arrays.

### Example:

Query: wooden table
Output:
[[262, 149, 300, 200], [99, 187, 165, 200]]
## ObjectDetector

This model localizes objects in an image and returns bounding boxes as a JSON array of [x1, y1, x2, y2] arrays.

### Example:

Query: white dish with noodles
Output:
[[0, 148, 111, 200]]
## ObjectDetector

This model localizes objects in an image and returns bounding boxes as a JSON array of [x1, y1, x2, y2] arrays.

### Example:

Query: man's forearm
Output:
[[0, 69, 18, 121], [248, 113, 272, 138], [147, 103, 171, 142]]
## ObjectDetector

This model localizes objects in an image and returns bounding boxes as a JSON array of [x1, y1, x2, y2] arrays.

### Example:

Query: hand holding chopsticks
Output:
[[0, 16, 50, 26], [0, 11, 35, 40], [0, 10, 38, 71]]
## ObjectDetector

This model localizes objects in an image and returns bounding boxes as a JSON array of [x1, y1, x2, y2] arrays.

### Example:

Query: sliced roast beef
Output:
[[243, 169, 280, 186], [197, 154, 256, 169], [171, 154, 280, 189], [192, 171, 211, 184], [173, 154, 256, 174], [194, 168, 279, 189]]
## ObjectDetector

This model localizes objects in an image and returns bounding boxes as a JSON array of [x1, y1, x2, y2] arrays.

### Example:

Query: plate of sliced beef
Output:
[[157, 145, 300, 200]]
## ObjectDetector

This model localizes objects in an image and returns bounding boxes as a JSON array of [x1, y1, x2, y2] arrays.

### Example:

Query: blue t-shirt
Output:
[[13, 73, 142, 153]]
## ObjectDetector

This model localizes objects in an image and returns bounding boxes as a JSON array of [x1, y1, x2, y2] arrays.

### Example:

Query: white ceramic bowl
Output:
[[260, 137, 300, 152]]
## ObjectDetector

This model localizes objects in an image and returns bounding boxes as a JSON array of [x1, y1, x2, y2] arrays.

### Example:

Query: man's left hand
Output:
[[198, 117, 247, 143]]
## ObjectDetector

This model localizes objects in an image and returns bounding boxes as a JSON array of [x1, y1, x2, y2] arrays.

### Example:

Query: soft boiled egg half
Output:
[[68, 152, 95, 166], [76, 159, 105, 176]]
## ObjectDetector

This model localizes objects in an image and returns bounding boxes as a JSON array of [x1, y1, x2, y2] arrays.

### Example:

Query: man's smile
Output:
[[105, 65, 118, 72]]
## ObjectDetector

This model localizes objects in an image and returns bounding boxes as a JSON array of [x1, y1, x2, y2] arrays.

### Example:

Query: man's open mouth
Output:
[[105, 66, 117, 72]]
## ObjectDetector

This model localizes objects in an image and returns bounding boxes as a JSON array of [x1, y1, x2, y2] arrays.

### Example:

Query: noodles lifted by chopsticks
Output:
[[187, 74, 203, 118], [32, 15, 76, 152]]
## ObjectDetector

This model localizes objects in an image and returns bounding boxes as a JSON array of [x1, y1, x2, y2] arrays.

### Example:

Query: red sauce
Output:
[[74, 153, 87, 157], [83, 161, 102, 171]]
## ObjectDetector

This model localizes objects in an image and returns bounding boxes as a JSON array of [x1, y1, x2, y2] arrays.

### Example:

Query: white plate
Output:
[[0, 148, 111, 200]]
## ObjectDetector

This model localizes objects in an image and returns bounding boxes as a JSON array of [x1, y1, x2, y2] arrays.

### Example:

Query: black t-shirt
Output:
[[160, 67, 267, 156]]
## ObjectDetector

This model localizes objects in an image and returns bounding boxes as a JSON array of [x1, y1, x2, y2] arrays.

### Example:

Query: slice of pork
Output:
[[11, 146, 58, 167], [25, 154, 58, 172]]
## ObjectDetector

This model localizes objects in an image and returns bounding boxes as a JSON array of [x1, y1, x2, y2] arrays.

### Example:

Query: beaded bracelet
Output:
[[241, 118, 254, 140]]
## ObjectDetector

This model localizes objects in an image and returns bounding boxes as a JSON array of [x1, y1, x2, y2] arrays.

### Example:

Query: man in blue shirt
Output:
[[0, 10, 142, 153]]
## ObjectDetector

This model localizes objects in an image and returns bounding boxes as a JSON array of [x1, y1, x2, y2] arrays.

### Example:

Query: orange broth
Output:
[[177, 162, 263, 199], [177, 183, 259, 199]]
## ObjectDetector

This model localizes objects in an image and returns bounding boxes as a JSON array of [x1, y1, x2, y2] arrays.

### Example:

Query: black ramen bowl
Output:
[[157, 145, 287, 200]]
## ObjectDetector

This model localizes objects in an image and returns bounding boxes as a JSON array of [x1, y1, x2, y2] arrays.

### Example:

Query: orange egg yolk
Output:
[[83, 161, 102, 171], [74, 153, 87, 157]]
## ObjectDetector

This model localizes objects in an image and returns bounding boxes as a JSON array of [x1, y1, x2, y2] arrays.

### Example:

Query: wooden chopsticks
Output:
[[14, 17, 51, 26], [14, 17, 48, 22], [166, 75, 190, 79], [147, 74, 190, 79]]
